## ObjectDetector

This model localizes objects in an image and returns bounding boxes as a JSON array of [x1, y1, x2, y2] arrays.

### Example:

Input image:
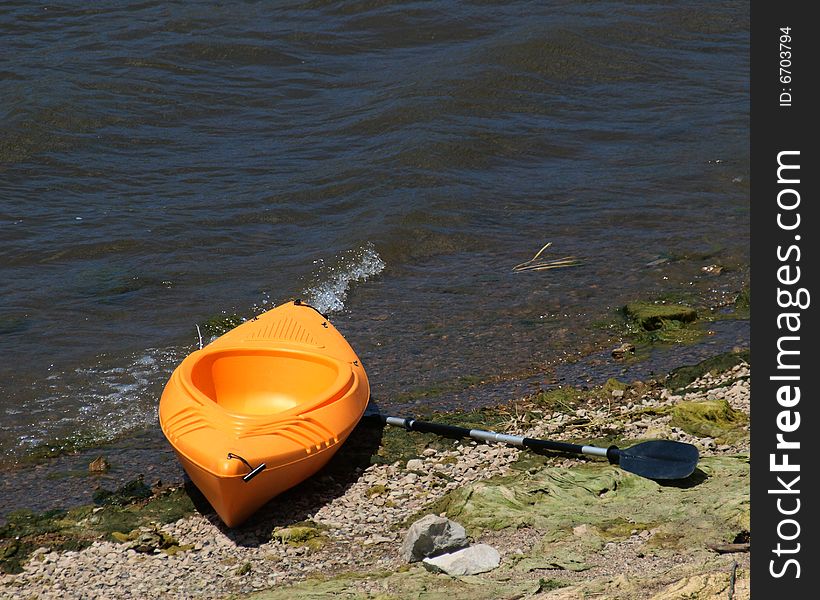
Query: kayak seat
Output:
[[186, 347, 354, 417]]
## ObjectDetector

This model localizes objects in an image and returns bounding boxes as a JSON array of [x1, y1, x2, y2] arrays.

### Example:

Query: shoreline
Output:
[[0, 307, 749, 520], [1, 347, 750, 599]]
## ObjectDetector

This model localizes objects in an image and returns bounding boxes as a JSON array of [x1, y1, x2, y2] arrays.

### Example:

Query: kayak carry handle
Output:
[[227, 453, 267, 482]]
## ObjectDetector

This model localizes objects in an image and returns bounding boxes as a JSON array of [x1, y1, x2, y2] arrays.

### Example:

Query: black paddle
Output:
[[373, 415, 699, 481]]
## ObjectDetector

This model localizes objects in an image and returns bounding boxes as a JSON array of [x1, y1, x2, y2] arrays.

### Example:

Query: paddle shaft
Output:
[[381, 416, 618, 462]]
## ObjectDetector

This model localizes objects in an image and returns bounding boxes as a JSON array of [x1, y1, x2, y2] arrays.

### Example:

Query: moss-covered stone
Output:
[[365, 484, 387, 497], [670, 400, 748, 444], [625, 303, 698, 331], [272, 526, 321, 544], [272, 520, 328, 550], [110, 525, 188, 554], [601, 378, 629, 395], [618, 301, 706, 345]]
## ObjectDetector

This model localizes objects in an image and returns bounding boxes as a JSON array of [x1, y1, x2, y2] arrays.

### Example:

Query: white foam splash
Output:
[[0, 347, 181, 462], [302, 243, 385, 314]]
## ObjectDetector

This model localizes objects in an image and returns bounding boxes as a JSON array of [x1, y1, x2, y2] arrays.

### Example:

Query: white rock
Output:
[[422, 544, 501, 576], [406, 459, 425, 471]]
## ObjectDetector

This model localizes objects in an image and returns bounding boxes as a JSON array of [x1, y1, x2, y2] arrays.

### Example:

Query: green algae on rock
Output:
[[246, 565, 553, 600], [0, 482, 197, 573], [272, 520, 328, 550], [621, 301, 704, 345], [428, 456, 748, 570], [243, 557, 746, 600], [670, 400, 748, 444], [111, 524, 189, 555], [365, 484, 387, 497], [16, 431, 111, 465], [536, 560, 748, 600], [624, 303, 697, 331], [0, 509, 91, 574]]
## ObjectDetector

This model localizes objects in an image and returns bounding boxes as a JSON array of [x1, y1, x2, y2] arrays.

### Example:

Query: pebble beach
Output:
[[1, 360, 750, 600]]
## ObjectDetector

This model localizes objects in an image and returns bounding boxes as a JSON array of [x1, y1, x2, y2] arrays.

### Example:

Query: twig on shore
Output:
[[728, 560, 738, 600]]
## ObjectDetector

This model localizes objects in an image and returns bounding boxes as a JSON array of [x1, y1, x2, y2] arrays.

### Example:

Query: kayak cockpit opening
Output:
[[187, 347, 353, 416]]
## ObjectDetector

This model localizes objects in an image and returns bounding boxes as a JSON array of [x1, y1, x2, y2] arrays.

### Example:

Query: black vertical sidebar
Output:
[[751, 1, 817, 596]]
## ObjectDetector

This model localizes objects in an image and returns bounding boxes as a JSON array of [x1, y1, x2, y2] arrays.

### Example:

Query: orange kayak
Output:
[[159, 300, 370, 527]]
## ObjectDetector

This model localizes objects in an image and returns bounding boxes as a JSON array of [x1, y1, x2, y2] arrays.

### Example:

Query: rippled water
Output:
[[1, 1, 749, 470]]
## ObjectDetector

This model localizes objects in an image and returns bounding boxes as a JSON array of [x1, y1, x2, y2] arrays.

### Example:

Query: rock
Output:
[[422, 544, 501, 576], [406, 459, 424, 471], [364, 535, 393, 546], [88, 456, 110, 473], [611, 343, 635, 359], [400, 515, 469, 563], [131, 529, 166, 554], [113, 525, 180, 554]]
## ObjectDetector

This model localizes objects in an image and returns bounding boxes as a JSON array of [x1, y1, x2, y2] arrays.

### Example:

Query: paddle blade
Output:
[[616, 440, 699, 480]]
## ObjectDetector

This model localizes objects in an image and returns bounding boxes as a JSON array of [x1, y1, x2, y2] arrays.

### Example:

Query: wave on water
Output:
[[301, 242, 385, 314], [0, 347, 180, 465]]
